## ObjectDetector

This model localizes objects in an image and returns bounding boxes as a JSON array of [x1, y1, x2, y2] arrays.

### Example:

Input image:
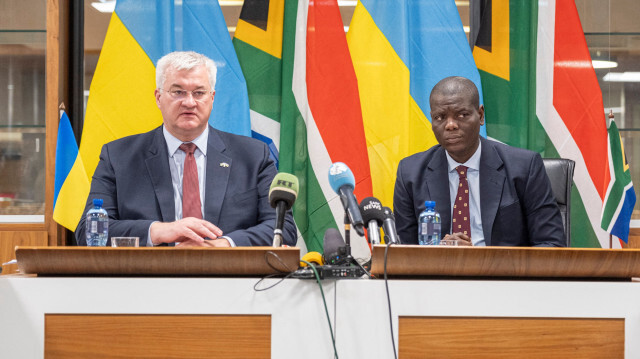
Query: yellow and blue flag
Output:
[[53, 110, 90, 230], [56, 0, 250, 230], [347, 0, 485, 208]]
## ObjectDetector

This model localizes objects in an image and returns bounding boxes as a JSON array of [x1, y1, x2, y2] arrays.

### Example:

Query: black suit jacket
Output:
[[75, 126, 297, 246], [393, 137, 565, 246]]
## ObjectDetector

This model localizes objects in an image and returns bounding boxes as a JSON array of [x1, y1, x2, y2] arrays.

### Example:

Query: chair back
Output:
[[542, 158, 575, 246]]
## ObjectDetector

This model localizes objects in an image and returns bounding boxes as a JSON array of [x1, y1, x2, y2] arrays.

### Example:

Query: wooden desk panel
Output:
[[0, 231, 47, 275], [371, 245, 640, 278], [45, 314, 271, 359], [0, 277, 338, 358], [626, 228, 640, 248], [2, 277, 639, 358], [16, 246, 300, 276], [399, 316, 624, 358]]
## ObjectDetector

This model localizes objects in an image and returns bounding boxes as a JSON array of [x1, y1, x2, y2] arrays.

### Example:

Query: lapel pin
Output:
[[220, 162, 230, 168]]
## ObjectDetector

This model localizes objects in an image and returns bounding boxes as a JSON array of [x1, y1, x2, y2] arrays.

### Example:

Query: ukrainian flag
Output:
[[347, 0, 485, 208], [53, 110, 89, 230], [55, 0, 250, 230]]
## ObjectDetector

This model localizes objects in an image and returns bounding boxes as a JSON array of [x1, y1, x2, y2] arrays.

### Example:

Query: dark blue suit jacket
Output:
[[75, 126, 297, 246], [393, 137, 565, 246]]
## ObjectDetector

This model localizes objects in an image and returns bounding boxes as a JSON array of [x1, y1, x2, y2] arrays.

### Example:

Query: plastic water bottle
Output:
[[86, 198, 108, 246], [418, 201, 441, 245]]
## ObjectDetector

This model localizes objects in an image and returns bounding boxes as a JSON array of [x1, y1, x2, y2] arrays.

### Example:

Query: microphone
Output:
[[269, 172, 299, 247], [382, 206, 400, 244], [322, 228, 347, 265], [328, 162, 365, 236], [359, 197, 384, 245]]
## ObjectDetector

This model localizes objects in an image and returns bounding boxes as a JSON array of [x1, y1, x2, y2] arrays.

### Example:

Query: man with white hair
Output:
[[76, 51, 296, 247]]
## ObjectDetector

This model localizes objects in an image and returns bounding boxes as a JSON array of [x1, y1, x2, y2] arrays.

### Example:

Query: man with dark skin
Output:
[[393, 76, 565, 247]]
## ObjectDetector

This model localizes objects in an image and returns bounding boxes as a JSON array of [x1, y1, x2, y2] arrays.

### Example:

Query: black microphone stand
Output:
[[343, 213, 353, 264], [343, 213, 372, 278]]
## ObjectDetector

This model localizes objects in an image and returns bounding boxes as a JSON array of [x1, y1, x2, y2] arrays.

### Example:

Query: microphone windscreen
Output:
[[328, 162, 355, 194], [269, 172, 299, 209], [322, 228, 346, 265], [359, 197, 385, 225], [300, 251, 324, 267]]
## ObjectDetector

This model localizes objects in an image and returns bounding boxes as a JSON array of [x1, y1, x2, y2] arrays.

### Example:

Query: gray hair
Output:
[[156, 51, 217, 90]]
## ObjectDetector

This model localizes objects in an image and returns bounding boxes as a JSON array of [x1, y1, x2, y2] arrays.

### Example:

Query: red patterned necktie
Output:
[[452, 165, 471, 236], [179, 142, 202, 219]]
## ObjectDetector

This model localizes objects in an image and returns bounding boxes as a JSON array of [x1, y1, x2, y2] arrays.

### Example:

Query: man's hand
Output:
[[149, 217, 223, 245], [176, 238, 231, 248], [443, 232, 473, 246]]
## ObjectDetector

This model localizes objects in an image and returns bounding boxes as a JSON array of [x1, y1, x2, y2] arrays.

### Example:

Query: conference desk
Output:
[[1, 275, 640, 358]]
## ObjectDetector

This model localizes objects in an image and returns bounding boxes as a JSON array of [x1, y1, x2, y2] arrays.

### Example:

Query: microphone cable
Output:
[[301, 259, 339, 359], [354, 257, 373, 279], [384, 242, 398, 359], [253, 251, 296, 291], [252, 252, 339, 359]]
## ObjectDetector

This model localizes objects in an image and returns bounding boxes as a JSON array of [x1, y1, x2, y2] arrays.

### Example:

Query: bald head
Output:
[[428, 76, 484, 163], [430, 76, 480, 109]]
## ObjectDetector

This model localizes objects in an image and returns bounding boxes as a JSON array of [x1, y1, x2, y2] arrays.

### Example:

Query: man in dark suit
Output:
[[76, 51, 296, 247], [393, 76, 565, 246]]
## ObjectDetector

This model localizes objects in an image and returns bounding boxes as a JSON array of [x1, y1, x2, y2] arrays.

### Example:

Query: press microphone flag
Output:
[[328, 162, 365, 236], [269, 172, 299, 247], [359, 197, 384, 245]]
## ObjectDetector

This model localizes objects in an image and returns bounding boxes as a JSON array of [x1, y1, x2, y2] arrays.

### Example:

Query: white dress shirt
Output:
[[445, 141, 485, 246], [163, 126, 208, 220], [145, 126, 236, 246]]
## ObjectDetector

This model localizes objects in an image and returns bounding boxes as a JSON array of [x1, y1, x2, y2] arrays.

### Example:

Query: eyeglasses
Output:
[[160, 88, 213, 102]]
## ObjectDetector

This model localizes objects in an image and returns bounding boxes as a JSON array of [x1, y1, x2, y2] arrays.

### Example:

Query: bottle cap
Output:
[[93, 198, 104, 207], [425, 200, 435, 209]]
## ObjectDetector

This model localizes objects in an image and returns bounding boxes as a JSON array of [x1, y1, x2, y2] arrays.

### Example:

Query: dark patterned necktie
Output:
[[452, 165, 471, 236], [179, 142, 202, 219]]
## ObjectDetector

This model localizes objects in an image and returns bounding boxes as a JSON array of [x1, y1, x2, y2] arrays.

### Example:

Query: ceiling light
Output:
[[603, 72, 640, 82], [220, 0, 358, 6], [592, 60, 618, 69], [91, 1, 115, 13]]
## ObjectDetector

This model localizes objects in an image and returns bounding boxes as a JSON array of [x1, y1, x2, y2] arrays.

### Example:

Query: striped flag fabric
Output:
[[601, 118, 636, 243], [472, 0, 621, 247], [53, 110, 90, 230], [55, 0, 250, 230], [233, 0, 373, 256], [346, 0, 486, 211]]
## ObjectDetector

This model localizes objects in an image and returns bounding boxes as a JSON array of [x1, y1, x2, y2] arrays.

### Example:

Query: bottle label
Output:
[[91, 220, 98, 234], [422, 222, 441, 236], [427, 222, 441, 236]]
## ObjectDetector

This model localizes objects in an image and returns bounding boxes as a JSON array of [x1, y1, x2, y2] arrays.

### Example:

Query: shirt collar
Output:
[[445, 139, 482, 173], [163, 126, 209, 157]]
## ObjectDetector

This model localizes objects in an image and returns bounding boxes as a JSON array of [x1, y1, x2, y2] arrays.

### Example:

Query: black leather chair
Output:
[[542, 158, 575, 246]]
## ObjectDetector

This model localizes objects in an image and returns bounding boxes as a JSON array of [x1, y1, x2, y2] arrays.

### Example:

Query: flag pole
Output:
[[608, 109, 615, 249]]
